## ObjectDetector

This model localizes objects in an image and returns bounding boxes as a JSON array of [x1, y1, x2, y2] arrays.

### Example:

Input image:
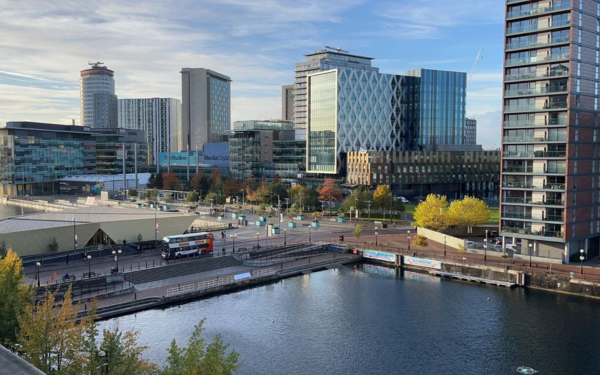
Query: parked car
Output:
[[465, 240, 475, 248], [506, 243, 521, 252], [492, 237, 503, 245]]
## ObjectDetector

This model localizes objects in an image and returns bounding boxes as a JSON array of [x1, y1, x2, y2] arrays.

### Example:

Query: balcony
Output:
[[505, 53, 570, 67], [503, 166, 533, 173], [507, 3, 571, 20], [503, 182, 538, 189], [544, 183, 565, 190], [545, 214, 564, 222], [507, 20, 571, 35], [504, 102, 568, 113], [503, 135, 568, 143], [503, 197, 532, 204], [503, 118, 568, 128], [505, 36, 570, 51], [502, 226, 563, 238], [505, 69, 569, 82], [504, 85, 568, 98], [503, 212, 532, 220]]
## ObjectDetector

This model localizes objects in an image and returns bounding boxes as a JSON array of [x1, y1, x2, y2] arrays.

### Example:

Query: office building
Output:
[[501, 0, 600, 262], [180, 68, 231, 153], [465, 118, 477, 145], [80, 62, 118, 129], [0, 122, 97, 195], [93, 128, 148, 175], [118, 98, 181, 169], [229, 120, 305, 181], [294, 48, 379, 129], [406, 69, 467, 147], [347, 149, 500, 200], [282, 84, 295, 122]]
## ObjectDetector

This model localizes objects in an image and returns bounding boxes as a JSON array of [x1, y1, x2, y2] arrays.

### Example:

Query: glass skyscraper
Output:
[[406, 69, 467, 148]]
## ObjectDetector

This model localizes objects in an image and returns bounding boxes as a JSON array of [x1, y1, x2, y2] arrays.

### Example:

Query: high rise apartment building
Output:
[[80, 62, 118, 128], [294, 48, 379, 129], [501, 0, 600, 262], [118, 98, 181, 169], [180, 68, 231, 152], [282, 84, 295, 122]]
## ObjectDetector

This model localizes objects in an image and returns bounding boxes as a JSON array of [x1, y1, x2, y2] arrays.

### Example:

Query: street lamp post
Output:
[[97, 349, 108, 374], [309, 225, 312, 242], [87, 255, 92, 279], [375, 228, 378, 246], [580, 249, 585, 275], [528, 243, 533, 267], [284, 229, 287, 246], [407, 230, 411, 252], [484, 229, 488, 262], [355, 197, 358, 223], [35, 262, 41, 288], [112, 249, 122, 272], [256, 232, 260, 249], [230, 234, 237, 253]]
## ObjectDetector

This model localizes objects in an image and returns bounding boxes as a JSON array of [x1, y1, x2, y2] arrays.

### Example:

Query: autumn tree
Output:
[[373, 185, 392, 211], [318, 178, 343, 209], [160, 319, 240, 375], [0, 248, 33, 345], [353, 224, 363, 239], [162, 170, 181, 190], [447, 196, 490, 233], [413, 194, 449, 230], [223, 175, 242, 197], [190, 171, 204, 191], [245, 186, 258, 203], [256, 182, 271, 205]]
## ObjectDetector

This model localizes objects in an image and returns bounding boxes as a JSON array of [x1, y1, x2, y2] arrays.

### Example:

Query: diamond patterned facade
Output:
[[307, 68, 418, 174]]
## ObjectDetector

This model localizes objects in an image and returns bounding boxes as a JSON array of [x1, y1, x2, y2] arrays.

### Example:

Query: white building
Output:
[[80, 62, 118, 128], [180, 68, 231, 153], [118, 98, 181, 170]]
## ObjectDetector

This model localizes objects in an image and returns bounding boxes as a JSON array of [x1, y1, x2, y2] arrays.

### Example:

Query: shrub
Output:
[[457, 244, 467, 253], [413, 234, 428, 247], [353, 224, 363, 239]]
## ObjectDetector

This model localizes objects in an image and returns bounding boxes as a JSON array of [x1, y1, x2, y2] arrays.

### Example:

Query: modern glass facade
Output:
[[229, 120, 305, 181], [406, 69, 467, 147], [307, 70, 338, 173], [0, 122, 96, 195], [209, 76, 231, 142]]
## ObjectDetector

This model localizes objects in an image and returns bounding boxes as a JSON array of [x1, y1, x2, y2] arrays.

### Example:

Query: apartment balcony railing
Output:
[[505, 53, 570, 67], [504, 151, 567, 159], [503, 135, 568, 143], [507, 20, 571, 35], [503, 182, 535, 188], [543, 199, 564, 205], [503, 212, 532, 220], [503, 197, 532, 204], [504, 85, 568, 97], [505, 36, 570, 50], [545, 214, 565, 222], [505, 69, 569, 82], [504, 102, 568, 113], [503, 166, 533, 173], [502, 226, 563, 238], [507, 3, 571, 19], [503, 118, 567, 127], [544, 183, 565, 190]]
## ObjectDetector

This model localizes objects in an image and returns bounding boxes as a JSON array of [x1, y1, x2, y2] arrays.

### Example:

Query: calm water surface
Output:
[[99, 265, 600, 375], [0, 203, 45, 219]]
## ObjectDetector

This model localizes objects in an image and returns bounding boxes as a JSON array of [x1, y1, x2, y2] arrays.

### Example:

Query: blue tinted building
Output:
[[405, 69, 467, 148]]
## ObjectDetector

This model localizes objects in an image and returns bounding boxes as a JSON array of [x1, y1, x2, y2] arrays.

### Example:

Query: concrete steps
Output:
[[125, 256, 242, 285]]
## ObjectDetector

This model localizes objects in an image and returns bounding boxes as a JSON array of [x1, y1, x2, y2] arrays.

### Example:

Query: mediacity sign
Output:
[[203, 142, 229, 168], [159, 152, 199, 166]]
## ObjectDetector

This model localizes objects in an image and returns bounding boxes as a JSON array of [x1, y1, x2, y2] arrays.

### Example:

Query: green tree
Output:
[[413, 194, 449, 230], [47, 237, 59, 253], [353, 224, 363, 239], [0, 240, 7, 258], [373, 185, 392, 211], [147, 173, 156, 189], [256, 182, 271, 205], [160, 319, 240, 375], [186, 191, 199, 203], [447, 196, 491, 233], [128, 189, 139, 198], [0, 249, 33, 345]]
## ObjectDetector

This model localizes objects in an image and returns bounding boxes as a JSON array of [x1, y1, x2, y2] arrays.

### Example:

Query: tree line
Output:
[[0, 250, 240, 374]]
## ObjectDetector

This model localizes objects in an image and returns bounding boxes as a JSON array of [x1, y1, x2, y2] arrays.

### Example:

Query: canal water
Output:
[[98, 265, 600, 374], [0, 203, 45, 220]]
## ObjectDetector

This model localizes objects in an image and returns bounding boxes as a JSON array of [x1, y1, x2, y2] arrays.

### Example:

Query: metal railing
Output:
[[166, 268, 276, 297], [503, 118, 567, 127], [507, 20, 571, 35], [505, 70, 568, 82], [507, 3, 571, 19]]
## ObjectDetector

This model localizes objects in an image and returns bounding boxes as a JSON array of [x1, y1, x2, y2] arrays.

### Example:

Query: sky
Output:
[[0, 0, 505, 149]]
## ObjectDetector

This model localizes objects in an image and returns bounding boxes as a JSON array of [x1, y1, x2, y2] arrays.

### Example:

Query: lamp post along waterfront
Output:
[[374, 227, 378, 246], [580, 249, 585, 275], [87, 255, 92, 279], [484, 230, 488, 262], [284, 229, 287, 246], [529, 243, 533, 268], [407, 230, 411, 252], [256, 232, 260, 249], [444, 235, 447, 258], [112, 249, 121, 272], [35, 261, 41, 288]]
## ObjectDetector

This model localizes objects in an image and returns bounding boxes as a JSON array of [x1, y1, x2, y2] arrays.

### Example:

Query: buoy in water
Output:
[[516, 366, 538, 374], [487, 297, 490, 301]]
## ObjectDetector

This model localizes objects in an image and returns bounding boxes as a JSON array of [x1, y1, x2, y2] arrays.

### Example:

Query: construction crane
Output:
[[468, 48, 484, 87]]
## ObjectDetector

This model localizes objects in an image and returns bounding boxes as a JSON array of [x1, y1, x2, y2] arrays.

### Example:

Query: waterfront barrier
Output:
[[166, 268, 276, 297]]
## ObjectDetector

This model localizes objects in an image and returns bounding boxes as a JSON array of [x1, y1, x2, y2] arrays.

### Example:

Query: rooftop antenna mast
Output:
[[468, 48, 483, 87]]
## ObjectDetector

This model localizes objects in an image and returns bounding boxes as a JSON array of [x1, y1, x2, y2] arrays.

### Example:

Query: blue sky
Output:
[[0, 0, 505, 148]]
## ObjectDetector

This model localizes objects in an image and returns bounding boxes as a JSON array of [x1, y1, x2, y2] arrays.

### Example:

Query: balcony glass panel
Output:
[[505, 53, 570, 66], [507, 20, 571, 35], [507, 3, 571, 19], [505, 36, 570, 50], [504, 102, 567, 112], [504, 85, 568, 97], [503, 118, 568, 127], [505, 69, 569, 81]]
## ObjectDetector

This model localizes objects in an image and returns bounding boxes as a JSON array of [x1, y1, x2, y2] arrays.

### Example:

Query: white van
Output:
[[395, 196, 409, 203]]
